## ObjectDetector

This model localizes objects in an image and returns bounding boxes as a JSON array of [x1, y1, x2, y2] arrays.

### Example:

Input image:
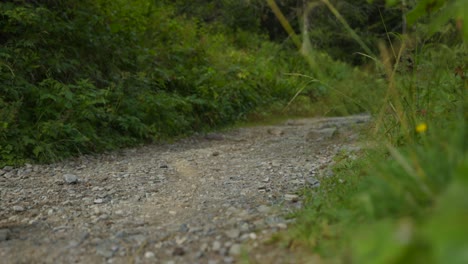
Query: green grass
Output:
[[257, 2, 468, 262], [270, 36, 467, 263]]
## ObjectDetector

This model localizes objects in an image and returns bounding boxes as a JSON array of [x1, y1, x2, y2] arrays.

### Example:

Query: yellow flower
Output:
[[416, 122, 428, 133]]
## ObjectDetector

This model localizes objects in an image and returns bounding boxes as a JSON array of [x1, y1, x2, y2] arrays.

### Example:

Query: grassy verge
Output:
[[246, 1, 467, 261], [254, 37, 467, 263]]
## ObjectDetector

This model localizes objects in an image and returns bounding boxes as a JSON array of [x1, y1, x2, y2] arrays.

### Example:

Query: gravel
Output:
[[0, 114, 369, 263]]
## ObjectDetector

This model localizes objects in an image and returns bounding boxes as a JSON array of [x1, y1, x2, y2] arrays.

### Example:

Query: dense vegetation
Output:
[[0, 0, 312, 165], [262, 1, 467, 263], [1, 0, 466, 262]]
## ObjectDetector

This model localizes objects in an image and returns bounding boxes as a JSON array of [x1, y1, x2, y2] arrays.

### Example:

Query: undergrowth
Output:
[[260, 0, 467, 263], [0, 0, 359, 166]]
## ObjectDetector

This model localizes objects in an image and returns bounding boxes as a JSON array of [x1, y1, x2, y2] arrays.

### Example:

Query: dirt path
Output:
[[0, 115, 370, 264]]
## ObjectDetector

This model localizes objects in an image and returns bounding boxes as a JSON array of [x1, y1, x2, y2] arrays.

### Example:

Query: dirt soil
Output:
[[0, 115, 370, 264]]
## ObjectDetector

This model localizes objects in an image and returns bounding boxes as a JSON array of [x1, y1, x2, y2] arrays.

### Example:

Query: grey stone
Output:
[[267, 128, 284, 136], [64, 174, 78, 184], [96, 244, 114, 258], [2, 166, 13, 171], [0, 229, 11, 241], [205, 133, 224, 141], [228, 244, 241, 256], [172, 247, 185, 256], [224, 257, 234, 263], [130, 234, 147, 245], [225, 229, 240, 239], [13, 205, 25, 212], [306, 177, 320, 187], [257, 205, 271, 213], [284, 194, 299, 202], [144, 251, 155, 259], [179, 223, 189, 233], [306, 127, 339, 141], [212, 241, 222, 251]]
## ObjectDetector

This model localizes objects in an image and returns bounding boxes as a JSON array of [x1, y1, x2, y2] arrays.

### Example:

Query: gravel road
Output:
[[0, 115, 370, 264]]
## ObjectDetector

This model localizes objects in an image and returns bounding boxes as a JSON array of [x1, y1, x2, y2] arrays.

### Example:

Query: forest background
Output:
[[0, 0, 466, 263]]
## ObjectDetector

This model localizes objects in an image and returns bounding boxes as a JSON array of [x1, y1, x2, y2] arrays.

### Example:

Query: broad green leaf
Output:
[[406, 0, 446, 26]]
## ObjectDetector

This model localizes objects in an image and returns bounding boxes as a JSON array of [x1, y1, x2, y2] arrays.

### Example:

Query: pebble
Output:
[[225, 229, 240, 239], [224, 257, 234, 263], [172, 247, 185, 256], [13, 205, 25, 212], [306, 177, 320, 187], [205, 133, 224, 141], [114, 210, 124, 216], [2, 166, 13, 171], [257, 205, 271, 213], [63, 174, 78, 184], [0, 229, 11, 241], [306, 127, 338, 141], [228, 244, 241, 256], [284, 194, 299, 202], [212, 241, 222, 251], [94, 199, 104, 204], [179, 223, 189, 233], [249, 233, 257, 239], [96, 244, 114, 258], [144, 251, 155, 258]]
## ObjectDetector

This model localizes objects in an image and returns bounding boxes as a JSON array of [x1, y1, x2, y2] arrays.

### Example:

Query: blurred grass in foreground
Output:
[[256, 0, 467, 263]]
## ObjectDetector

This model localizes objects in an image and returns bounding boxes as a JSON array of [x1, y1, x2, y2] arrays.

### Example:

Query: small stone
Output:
[[172, 247, 185, 256], [228, 244, 241, 256], [114, 210, 124, 216], [2, 166, 13, 171], [277, 223, 287, 229], [130, 234, 147, 245], [200, 243, 209, 252], [225, 229, 240, 239], [212, 151, 220, 157], [291, 179, 304, 185], [63, 174, 78, 184], [284, 194, 299, 202], [306, 127, 338, 141], [267, 128, 284, 136], [160, 164, 168, 168], [179, 223, 189, 233], [96, 244, 114, 258], [249, 233, 257, 240], [176, 236, 187, 245], [306, 177, 320, 187], [0, 229, 11, 241], [212, 241, 222, 251], [205, 133, 224, 141], [94, 199, 104, 204], [257, 205, 271, 213], [13, 205, 25, 212], [224, 257, 234, 264], [144, 251, 155, 259]]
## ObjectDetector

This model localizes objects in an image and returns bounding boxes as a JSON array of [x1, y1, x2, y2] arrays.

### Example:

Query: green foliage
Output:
[[279, 1, 467, 262], [0, 0, 312, 166]]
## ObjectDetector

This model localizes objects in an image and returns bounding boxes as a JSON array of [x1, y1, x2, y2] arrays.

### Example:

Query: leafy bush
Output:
[[0, 0, 318, 166]]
